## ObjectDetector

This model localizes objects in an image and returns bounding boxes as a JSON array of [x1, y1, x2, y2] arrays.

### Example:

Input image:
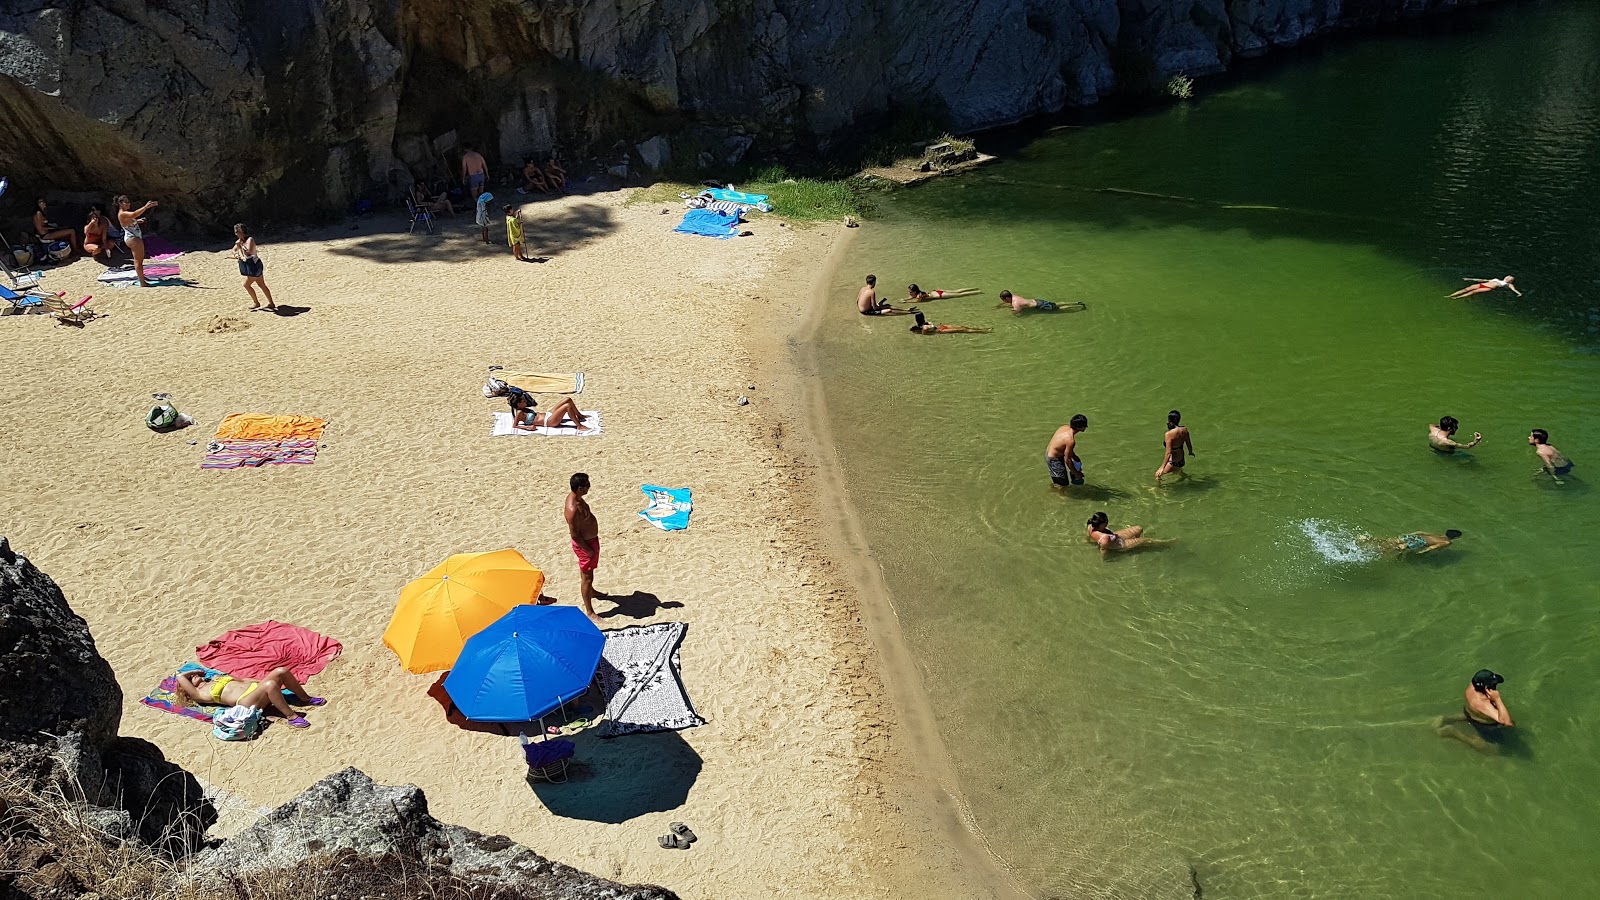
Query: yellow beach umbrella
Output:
[[383, 549, 545, 673]]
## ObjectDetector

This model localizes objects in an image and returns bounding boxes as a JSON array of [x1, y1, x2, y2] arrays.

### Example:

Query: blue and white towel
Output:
[[674, 208, 739, 239], [706, 187, 770, 207], [639, 485, 692, 531]]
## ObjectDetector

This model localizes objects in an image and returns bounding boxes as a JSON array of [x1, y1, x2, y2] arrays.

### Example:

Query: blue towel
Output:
[[639, 485, 693, 531], [707, 188, 769, 205], [674, 209, 738, 239]]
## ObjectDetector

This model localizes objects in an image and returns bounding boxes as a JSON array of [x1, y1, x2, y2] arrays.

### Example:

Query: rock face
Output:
[[192, 767, 679, 899], [0, 0, 1490, 225]]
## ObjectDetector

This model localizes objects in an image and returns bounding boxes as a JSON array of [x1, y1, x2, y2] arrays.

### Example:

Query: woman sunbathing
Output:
[[509, 391, 591, 432], [905, 284, 982, 302], [173, 666, 323, 728]]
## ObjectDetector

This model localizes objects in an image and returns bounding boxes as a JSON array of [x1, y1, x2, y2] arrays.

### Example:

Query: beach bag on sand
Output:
[[211, 704, 263, 741], [483, 373, 509, 398]]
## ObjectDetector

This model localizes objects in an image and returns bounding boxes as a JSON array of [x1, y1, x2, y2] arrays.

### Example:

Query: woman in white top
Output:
[[231, 223, 275, 311], [114, 195, 159, 286], [1448, 275, 1521, 299]]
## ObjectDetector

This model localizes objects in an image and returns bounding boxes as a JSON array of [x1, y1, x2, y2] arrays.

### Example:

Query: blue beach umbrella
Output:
[[442, 605, 604, 722]]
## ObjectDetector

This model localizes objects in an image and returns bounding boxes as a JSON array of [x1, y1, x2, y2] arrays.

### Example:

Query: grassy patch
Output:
[[628, 167, 872, 223]]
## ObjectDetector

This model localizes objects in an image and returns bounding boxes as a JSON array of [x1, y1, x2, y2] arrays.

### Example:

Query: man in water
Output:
[[1046, 414, 1088, 487], [858, 274, 908, 316], [1436, 669, 1513, 753], [1529, 428, 1573, 482], [907, 311, 991, 334], [1428, 416, 1481, 453], [998, 290, 1085, 315], [1365, 529, 1461, 555], [565, 472, 604, 620], [1448, 275, 1521, 299], [1155, 409, 1195, 482]]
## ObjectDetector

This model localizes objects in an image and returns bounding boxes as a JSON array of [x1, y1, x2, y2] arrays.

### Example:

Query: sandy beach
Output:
[[0, 188, 1014, 898]]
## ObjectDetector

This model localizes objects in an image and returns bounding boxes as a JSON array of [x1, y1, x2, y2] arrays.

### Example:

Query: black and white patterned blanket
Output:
[[595, 622, 705, 738]]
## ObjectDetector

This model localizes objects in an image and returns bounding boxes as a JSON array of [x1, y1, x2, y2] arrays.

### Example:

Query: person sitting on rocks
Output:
[[522, 159, 551, 194], [543, 156, 567, 193], [173, 666, 324, 728]]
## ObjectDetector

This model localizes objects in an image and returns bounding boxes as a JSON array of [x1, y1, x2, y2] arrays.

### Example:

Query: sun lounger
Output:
[[0, 284, 50, 314], [43, 293, 94, 326]]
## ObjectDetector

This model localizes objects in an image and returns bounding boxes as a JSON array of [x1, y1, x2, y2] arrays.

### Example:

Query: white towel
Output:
[[491, 411, 602, 437]]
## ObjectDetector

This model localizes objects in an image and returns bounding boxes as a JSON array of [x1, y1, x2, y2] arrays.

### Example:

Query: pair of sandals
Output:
[[286, 696, 327, 729], [657, 822, 697, 850]]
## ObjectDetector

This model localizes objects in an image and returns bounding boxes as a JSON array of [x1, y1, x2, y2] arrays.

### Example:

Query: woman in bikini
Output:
[[1448, 275, 1521, 299], [115, 195, 159, 286], [908, 311, 991, 334], [509, 391, 591, 432], [904, 284, 981, 303], [82, 206, 112, 261], [32, 199, 82, 257], [173, 666, 324, 728], [1086, 511, 1171, 558]]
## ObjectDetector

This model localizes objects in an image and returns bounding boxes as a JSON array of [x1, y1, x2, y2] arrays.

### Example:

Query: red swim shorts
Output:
[[571, 538, 600, 572]]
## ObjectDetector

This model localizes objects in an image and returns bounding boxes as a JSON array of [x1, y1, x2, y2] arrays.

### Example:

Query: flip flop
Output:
[[669, 822, 697, 844], [657, 833, 688, 850], [286, 716, 311, 728]]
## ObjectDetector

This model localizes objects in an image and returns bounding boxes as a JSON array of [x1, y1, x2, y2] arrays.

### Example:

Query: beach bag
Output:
[[211, 704, 263, 741], [483, 373, 509, 398], [147, 401, 179, 430], [47, 241, 71, 262]]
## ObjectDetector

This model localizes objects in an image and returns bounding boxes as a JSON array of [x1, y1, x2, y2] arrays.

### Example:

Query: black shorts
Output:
[[239, 257, 264, 278], [860, 307, 883, 316]]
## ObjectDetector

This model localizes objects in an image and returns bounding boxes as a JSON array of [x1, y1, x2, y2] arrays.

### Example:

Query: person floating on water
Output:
[[858, 274, 909, 316], [998, 290, 1086, 315], [1448, 275, 1521, 299], [907, 311, 991, 334], [1436, 669, 1513, 753], [1428, 416, 1481, 454], [1529, 428, 1573, 482], [1155, 409, 1195, 482], [1086, 511, 1172, 558], [904, 284, 982, 303], [1046, 414, 1088, 487], [1361, 529, 1462, 555]]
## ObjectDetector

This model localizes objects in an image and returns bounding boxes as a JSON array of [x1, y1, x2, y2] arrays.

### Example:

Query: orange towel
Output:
[[213, 413, 328, 441]]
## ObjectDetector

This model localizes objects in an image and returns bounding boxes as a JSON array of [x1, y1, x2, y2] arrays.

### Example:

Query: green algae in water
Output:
[[819, 2, 1600, 896]]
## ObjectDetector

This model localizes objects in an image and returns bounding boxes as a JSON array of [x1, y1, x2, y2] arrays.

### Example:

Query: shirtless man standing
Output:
[[565, 472, 603, 620], [1437, 669, 1513, 753], [858, 274, 908, 316], [1155, 409, 1195, 482], [1529, 429, 1573, 482], [461, 145, 489, 195], [1429, 416, 1481, 453], [1046, 415, 1088, 487]]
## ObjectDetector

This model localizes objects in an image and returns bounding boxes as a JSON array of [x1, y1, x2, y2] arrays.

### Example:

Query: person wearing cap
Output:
[[1437, 669, 1513, 752]]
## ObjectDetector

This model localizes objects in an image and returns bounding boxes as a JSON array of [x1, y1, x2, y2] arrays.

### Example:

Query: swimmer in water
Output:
[[904, 284, 982, 303], [1085, 511, 1172, 558], [1435, 669, 1513, 753], [857, 273, 911, 316], [1155, 409, 1195, 482], [1529, 428, 1573, 482], [1428, 416, 1481, 454], [907, 311, 991, 334], [997, 290, 1087, 315], [1361, 529, 1462, 555], [1448, 275, 1521, 299]]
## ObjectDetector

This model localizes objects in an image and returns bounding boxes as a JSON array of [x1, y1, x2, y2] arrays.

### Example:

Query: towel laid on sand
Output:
[[706, 187, 770, 206], [494, 371, 585, 394], [98, 264, 181, 285], [673, 208, 739, 239], [639, 485, 693, 531], [595, 621, 704, 737], [196, 621, 343, 681], [202, 439, 319, 468], [140, 675, 218, 723], [491, 410, 603, 437], [214, 413, 328, 441]]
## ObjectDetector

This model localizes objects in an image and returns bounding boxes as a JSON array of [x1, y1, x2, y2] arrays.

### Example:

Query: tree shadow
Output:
[[527, 729, 701, 823], [597, 591, 685, 620]]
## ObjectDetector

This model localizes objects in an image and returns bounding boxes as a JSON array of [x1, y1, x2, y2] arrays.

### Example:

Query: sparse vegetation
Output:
[[1167, 73, 1195, 100], [628, 166, 871, 223]]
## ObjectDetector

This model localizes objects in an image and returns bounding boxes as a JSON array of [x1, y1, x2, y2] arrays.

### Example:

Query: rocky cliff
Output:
[[0, 0, 1489, 226], [0, 537, 675, 900]]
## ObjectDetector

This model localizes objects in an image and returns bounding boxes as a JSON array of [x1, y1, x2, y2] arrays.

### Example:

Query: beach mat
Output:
[[595, 621, 704, 737], [98, 264, 181, 285], [495, 371, 585, 394], [202, 439, 319, 468], [139, 675, 218, 724], [214, 413, 327, 441], [673, 208, 738, 239], [196, 621, 342, 681], [706, 187, 769, 206], [491, 410, 602, 437], [639, 485, 692, 531]]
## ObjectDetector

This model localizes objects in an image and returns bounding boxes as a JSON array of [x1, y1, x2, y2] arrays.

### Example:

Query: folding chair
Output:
[[43, 293, 95, 326], [0, 283, 50, 314], [405, 197, 435, 235]]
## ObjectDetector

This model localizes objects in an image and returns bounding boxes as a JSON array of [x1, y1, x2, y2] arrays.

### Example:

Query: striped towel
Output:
[[202, 439, 320, 469], [706, 200, 749, 217]]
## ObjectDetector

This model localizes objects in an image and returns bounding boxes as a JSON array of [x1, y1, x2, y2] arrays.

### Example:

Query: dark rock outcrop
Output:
[[0, 0, 1491, 227]]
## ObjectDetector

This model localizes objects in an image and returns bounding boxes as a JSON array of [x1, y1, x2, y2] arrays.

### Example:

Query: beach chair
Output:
[[404, 197, 435, 235], [0, 283, 50, 315], [519, 733, 575, 783], [43, 293, 95, 326]]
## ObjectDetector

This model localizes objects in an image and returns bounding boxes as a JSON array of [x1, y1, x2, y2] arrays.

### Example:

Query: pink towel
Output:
[[195, 621, 342, 680]]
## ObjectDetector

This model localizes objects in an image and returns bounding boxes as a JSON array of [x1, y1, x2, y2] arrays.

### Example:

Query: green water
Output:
[[818, 3, 1600, 897]]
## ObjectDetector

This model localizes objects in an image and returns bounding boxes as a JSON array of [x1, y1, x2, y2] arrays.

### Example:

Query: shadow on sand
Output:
[[327, 203, 615, 264], [528, 729, 702, 823], [597, 591, 684, 620]]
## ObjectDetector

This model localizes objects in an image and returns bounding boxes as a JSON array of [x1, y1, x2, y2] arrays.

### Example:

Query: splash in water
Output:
[[1298, 518, 1378, 564]]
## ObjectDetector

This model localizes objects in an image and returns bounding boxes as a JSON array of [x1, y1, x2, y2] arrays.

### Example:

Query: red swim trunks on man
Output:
[[571, 537, 599, 572]]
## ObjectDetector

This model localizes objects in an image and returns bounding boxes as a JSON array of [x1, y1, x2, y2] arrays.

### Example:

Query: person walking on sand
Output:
[[32, 199, 82, 257], [1155, 409, 1195, 482], [115, 195, 158, 286], [1046, 415, 1088, 487], [905, 284, 981, 303], [461, 145, 489, 195], [1448, 275, 1521, 299], [1436, 669, 1513, 753], [231, 223, 275, 311], [1086, 511, 1172, 558], [565, 472, 604, 620], [505, 205, 526, 260], [1428, 416, 1481, 454], [998, 290, 1085, 315], [908, 311, 991, 334], [1529, 428, 1573, 482]]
